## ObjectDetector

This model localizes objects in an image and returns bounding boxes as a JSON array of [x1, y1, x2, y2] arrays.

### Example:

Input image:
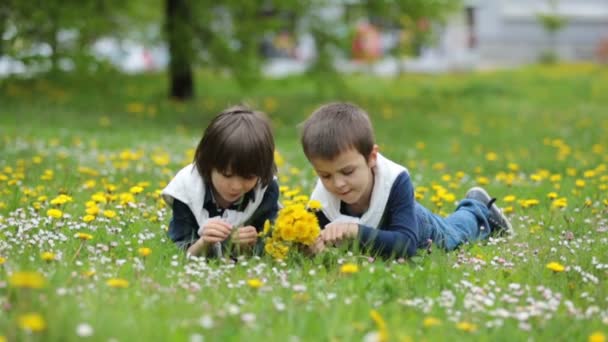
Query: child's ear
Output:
[[368, 144, 379, 168]]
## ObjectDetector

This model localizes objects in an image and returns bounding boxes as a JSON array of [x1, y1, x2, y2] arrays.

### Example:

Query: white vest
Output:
[[310, 153, 407, 229], [162, 164, 267, 245]]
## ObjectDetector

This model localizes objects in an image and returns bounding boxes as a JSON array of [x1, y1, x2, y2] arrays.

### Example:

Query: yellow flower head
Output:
[[9, 271, 46, 289], [50, 194, 73, 205], [456, 321, 477, 332], [103, 210, 117, 219], [546, 262, 565, 272], [423, 317, 442, 328], [46, 208, 63, 219], [247, 278, 263, 289], [307, 200, 322, 211], [75, 232, 93, 240], [129, 186, 144, 194], [82, 215, 95, 223], [18, 313, 46, 332], [340, 263, 359, 274], [138, 247, 152, 257], [589, 331, 606, 342], [106, 278, 129, 288], [41, 252, 55, 262]]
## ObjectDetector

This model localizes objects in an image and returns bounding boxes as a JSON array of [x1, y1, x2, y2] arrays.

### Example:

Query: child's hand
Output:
[[321, 222, 359, 246], [306, 237, 326, 255], [200, 218, 232, 243], [231, 226, 258, 247]]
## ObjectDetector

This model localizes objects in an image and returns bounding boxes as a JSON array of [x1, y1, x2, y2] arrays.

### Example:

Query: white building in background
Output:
[[439, 0, 608, 69]]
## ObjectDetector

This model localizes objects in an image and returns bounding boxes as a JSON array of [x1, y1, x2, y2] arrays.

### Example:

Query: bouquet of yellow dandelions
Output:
[[260, 194, 322, 260]]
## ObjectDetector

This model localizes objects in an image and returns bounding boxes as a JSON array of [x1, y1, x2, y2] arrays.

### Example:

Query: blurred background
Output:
[[1, 0, 607, 100]]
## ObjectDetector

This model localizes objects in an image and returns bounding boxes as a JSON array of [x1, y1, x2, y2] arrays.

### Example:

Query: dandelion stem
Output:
[[71, 241, 84, 263]]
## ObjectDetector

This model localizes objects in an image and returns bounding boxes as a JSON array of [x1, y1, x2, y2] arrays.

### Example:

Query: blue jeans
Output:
[[416, 199, 491, 251]]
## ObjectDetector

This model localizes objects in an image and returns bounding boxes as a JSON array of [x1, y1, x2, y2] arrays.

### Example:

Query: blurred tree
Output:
[[536, 0, 567, 64], [1, 0, 160, 73], [2, 0, 458, 99], [165, 0, 194, 100]]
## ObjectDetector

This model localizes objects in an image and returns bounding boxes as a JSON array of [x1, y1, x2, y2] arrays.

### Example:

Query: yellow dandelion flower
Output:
[[106, 278, 129, 288], [85, 205, 100, 216], [41, 252, 55, 262], [129, 186, 144, 194], [503, 195, 516, 202], [18, 313, 46, 332], [370, 310, 388, 342], [82, 215, 95, 223], [485, 152, 498, 161], [457, 321, 477, 332], [423, 317, 442, 328], [274, 151, 285, 168], [103, 210, 117, 219], [46, 208, 63, 219], [50, 194, 73, 205], [0, 256, 5, 265], [552, 198, 568, 209], [476, 176, 490, 185], [138, 247, 152, 257], [547, 192, 559, 199], [575, 179, 586, 188], [589, 331, 606, 342], [307, 200, 322, 211], [546, 262, 565, 272], [9, 271, 46, 289], [83, 270, 96, 277], [340, 263, 359, 274], [91, 192, 107, 203], [75, 232, 93, 240], [247, 278, 263, 289]]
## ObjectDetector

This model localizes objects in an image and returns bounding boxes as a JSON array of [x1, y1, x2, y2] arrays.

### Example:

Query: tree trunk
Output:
[[165, 0, 194, 100]]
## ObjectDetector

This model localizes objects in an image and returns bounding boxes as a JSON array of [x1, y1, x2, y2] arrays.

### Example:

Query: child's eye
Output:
[[342, 169, 354, 176], [320, 174, 331, 180], [222, 172, 233, 178]]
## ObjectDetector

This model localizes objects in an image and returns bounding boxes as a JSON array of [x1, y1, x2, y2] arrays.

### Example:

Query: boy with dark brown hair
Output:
[[300, 102, 512, 258]]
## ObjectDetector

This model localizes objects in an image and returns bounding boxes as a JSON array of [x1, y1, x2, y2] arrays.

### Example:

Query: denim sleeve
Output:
[[168, 199, 200, 251], [358, 172, 420, 258]]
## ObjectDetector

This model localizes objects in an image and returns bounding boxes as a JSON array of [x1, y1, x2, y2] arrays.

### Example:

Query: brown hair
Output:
[[300, 102, 375, 160], [194, 105, 276, 186]]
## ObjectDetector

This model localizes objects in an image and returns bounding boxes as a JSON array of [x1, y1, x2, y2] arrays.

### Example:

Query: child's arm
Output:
[[169, 200, 232, 256], [357, 173, 420, 258], [168, 199, 200, 251]]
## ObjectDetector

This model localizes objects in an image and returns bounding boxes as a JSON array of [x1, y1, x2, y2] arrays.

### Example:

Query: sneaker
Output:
[[465, 186, 514, 235]]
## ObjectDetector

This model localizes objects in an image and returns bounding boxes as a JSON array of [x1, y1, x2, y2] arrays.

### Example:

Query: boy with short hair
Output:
[[300, 102, 512, 258]]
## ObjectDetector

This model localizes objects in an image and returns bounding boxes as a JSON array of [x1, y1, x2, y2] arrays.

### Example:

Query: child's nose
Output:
[[333, 176, 346, 189], [230, 179, 244, 191]]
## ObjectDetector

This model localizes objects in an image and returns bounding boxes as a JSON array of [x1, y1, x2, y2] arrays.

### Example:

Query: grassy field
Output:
[[0, 64, 607, 341]]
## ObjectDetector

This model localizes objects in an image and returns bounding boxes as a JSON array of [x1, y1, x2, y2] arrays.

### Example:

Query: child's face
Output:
[[310, 146, 378, 208], [210, 169, 259, 206]]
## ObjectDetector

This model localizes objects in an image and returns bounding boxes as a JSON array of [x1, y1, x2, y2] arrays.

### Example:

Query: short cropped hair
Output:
[[195, 105, 276, 187], [300, 102, 375, 160]]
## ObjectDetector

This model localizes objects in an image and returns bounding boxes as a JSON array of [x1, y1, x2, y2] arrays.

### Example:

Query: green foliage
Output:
[[1, 0, 161, 72]]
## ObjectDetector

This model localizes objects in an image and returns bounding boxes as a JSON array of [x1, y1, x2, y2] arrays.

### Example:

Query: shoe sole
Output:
[[466, 187, 514, 236]]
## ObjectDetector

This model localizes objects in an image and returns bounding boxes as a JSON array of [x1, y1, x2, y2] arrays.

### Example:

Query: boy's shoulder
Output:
[[376, 153, 409, 181]]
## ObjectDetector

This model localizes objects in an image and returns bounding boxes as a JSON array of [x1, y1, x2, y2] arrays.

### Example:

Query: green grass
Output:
[[0, 63, 607, 341]]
